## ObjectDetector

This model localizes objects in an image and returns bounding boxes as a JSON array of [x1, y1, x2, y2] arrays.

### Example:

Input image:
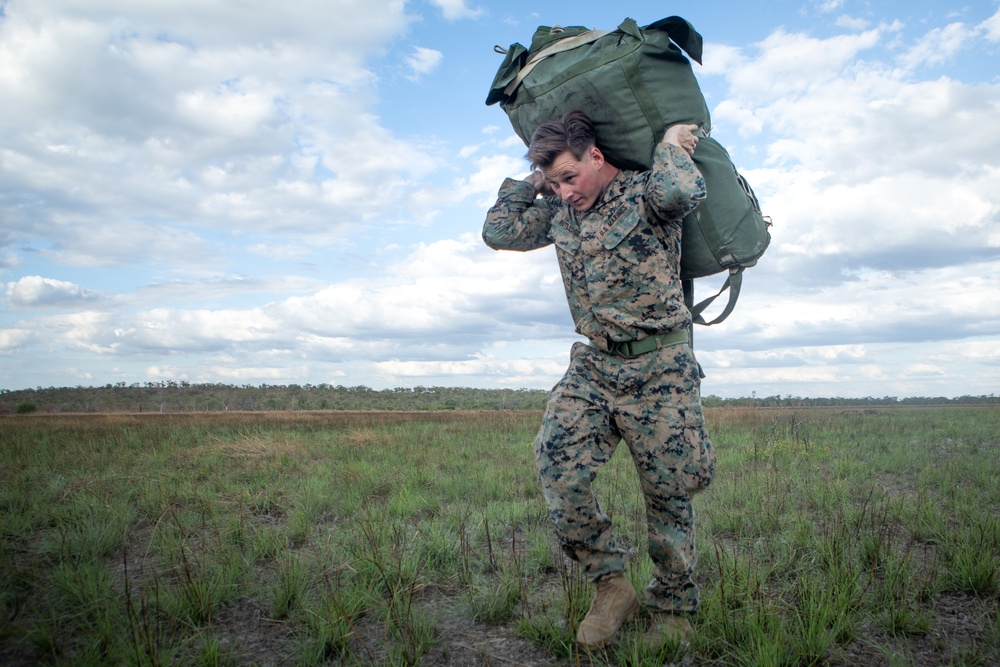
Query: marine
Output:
[[482, 109, 716, 649]]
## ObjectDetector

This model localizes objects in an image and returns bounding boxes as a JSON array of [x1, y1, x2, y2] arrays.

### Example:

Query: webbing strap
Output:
[[504, 29, 613, 97], [607, 328, 691, 358], [618, 49, 664, 146], [690, 269, 743, 326]]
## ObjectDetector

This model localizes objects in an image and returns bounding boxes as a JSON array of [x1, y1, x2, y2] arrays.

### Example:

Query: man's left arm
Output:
[[646, 124, 707, 223]]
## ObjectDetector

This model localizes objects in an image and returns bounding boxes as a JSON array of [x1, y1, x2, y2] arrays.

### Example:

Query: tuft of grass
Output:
[[271, 554, 311, 619], [938, 517, 1000, 596], [466, 565, 523, 624]]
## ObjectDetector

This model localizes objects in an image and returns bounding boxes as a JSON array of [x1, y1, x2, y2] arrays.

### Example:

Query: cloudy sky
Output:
[[2, 0, 998, 398]]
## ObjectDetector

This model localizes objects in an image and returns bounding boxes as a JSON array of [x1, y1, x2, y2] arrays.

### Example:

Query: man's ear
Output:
[[589, 146, 605, 169]]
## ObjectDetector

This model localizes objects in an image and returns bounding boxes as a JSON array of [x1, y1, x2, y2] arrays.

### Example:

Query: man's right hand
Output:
[[662, 124, 700, 157], [525, 170, 555, 197]]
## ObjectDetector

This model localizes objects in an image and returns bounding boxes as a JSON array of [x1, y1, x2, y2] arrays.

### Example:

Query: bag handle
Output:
[[689, 268, 743, 326], [503, 29, 613, 97]]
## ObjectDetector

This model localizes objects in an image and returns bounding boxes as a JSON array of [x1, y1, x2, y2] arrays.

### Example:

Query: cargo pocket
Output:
[[681, 421, 716, 494]]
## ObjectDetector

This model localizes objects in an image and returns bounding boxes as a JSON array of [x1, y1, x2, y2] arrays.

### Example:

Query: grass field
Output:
[[1, 407, 998, 666]]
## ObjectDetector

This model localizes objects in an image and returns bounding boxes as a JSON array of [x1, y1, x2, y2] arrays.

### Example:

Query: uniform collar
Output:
[[569, 168, 630, 221]]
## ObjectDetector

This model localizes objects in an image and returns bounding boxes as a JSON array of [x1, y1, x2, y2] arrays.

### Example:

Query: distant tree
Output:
[[702, 395, 722, 408], [16, 401, 37, 414]]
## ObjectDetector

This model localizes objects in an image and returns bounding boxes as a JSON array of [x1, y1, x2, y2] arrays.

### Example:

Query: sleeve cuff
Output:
[[499, 177, 538, 204]]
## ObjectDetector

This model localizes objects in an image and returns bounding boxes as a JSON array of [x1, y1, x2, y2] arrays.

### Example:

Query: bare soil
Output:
[[201, 588, 998, 666]]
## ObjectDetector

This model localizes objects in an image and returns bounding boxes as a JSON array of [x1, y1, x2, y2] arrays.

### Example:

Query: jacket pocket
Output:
[[599, 204, 640, 250], [549, 217, 580, 254]]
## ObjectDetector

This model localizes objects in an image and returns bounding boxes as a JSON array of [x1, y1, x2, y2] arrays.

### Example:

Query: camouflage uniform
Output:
[[482, 141, 716, 614]]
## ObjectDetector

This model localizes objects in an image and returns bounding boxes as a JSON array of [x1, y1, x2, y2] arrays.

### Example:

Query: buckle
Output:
[[607, 338, 639, 358], [607, 330, 690, 358]]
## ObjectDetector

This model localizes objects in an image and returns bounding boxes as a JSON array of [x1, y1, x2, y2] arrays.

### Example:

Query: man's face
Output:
[[541, 147, 606, 212]]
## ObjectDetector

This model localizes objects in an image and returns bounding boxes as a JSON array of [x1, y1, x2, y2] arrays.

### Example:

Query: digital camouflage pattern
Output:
[[537, 341, 715, 613], [483, 142, 706, 350], [482, 140, 716, 614]]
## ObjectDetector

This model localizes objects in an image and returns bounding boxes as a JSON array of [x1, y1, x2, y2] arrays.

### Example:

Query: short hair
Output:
[[526, 109, 596, 170]]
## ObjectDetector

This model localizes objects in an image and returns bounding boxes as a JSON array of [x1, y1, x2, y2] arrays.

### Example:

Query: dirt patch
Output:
[[211, 597, 299, 665], [364, 617, 568, 667], [839, 592, 999, 666]]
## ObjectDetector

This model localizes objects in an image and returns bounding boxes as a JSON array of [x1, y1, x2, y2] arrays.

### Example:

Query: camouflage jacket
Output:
[[482, 143, 706, 352]]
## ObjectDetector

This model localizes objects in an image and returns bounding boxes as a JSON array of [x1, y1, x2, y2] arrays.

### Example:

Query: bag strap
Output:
[[503, 29, 613, 97], [689, 268, 743, 326], [619, 49, 665, 149], [642, 16, 703, 64]]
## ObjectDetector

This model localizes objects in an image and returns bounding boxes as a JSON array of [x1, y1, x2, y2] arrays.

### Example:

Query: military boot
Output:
[[642, 612, 694, 648], [575, 575, 639, 648]]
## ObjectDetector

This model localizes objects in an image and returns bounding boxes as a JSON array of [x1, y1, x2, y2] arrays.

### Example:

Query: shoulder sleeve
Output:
[[645, 143, 707, 224]]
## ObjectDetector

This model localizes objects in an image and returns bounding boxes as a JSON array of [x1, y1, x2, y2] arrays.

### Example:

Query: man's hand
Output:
[[525, 170, 555, 197], [663, 124, 701, 157]]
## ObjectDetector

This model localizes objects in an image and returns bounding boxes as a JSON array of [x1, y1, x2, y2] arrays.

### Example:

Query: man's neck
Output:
[[588, 165, 619, 210]]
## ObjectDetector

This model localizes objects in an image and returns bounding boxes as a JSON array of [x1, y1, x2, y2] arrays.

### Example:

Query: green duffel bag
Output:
[[486, 16, 771, 325], [487, 16, 711, 171], [681, 134, 770, 324]]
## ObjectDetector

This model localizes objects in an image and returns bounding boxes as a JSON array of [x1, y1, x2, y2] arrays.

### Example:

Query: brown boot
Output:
[[575, 576, 639, 649], [642, 613, 694, 648]]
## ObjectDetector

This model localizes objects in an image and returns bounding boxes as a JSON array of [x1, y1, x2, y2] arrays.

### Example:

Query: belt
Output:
[[606, 328, 690, 358]]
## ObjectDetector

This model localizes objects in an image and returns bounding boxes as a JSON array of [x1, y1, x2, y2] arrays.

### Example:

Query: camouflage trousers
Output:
[[535, 341, 716, 614]]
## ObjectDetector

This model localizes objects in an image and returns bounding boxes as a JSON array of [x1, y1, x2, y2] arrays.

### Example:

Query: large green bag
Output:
[[486, 16, 771, 324]]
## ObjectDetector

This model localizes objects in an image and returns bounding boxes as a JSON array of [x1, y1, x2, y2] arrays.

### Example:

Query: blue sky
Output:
[[1, 0, 998, 398]]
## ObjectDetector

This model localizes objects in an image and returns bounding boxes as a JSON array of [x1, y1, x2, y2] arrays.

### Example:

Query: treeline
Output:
[[0, 383, 549, 414], [701, 394, 999, 408], [1, 382, 997, 414]]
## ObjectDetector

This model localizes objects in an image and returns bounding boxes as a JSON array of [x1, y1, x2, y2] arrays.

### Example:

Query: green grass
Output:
[[1, 407, 998, 665]]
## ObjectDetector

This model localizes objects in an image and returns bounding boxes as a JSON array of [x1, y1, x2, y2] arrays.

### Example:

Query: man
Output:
[[482, 110, 716, 649]]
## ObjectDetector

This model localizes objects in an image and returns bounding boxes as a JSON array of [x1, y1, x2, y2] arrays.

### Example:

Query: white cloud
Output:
[[245, 243, 312, 262], [761, 169, 997, 262], [128, 307, 282, 350], [0, 329, 32, 351], [5, 276, 100, 307], [373, 354, 566, 387], [271, 233, 565, 345], [404, 46, 443, 81], [0, 0, 426, 270], [458, 143, 483, 158], [897, 22, 974, 70], [429, 0, 483, 21], [200, 364, 312, 381], [136, 275, 324, 305], [696, 337, 1000, 399], [696, 260, 1000, 353], [408, 152, 526, 221], [0, 235, 567, 373], [980, 5, 1000, 42], [941, 339, 1000, 366], [900, 363, 947, 379], [41, 221, 212, 269], [712, 99, 764, 138], [500, 134, 529, 149], [704, 23, 1000, 301], [0, 250, 22, 269], [7, 0, 409, 52], [176, 78, 281, 138], [835, 15, 870, 31], [704, 28, 882, 101]]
